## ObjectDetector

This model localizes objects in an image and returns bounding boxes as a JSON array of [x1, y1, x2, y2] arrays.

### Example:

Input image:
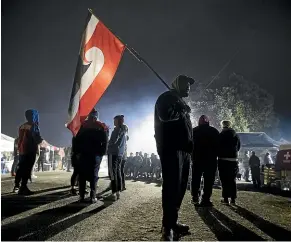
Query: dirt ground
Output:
[[1, 171, 291, 241]]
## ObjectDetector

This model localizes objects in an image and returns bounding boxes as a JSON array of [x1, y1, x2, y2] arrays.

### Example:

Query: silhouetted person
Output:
[[264, 152, 273, 166], [249, 151, 261, 188], [243, 151, 250, 182], [108, 115, 127, 200], [73, 109, 108, 203], [218, 120, 241, 205], [11, 137, 19, 176], [155, 75, 195, 241], [38, 147, 46, 172], [133, 152, 143, 178], [191, 115, 219, 207], [70, 139, 80, 195], [13, 109, 43, 195], [120, 124, 129, 191]]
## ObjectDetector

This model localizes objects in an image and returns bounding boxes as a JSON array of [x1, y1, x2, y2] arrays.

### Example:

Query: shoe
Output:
[[191, 196, 199, 205], [13, 186, 20, 193], [90, 197, 98, 204], [230, 199, 236, 205], [79, 196, 85, 202], [173, 223, 190, 235], [18, 186, 34, 195], [121, 187, 126, 191], [108, 193, 117, 201], [70, 188, 78, 195], [116, 191, 120, 200], [221, 198, 230, 205], [196, 200, 213, 207], [161, 227, 174, 241]]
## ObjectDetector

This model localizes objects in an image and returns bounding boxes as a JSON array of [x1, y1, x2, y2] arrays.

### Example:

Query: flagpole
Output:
[[88, 8, 171, 90]]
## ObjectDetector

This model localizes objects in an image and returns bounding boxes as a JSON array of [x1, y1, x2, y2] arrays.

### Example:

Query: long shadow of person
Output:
[[1, 196, 115, 241], [229, 204, 291, 241], [1, 185, 71, 196], [1, 189, 72, 220], [195, 207, 265, 241]]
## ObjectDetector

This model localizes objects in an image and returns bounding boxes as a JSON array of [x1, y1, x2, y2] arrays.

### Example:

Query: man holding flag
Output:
[[154, 75, 195, 241], [72, 108, 108, 203]]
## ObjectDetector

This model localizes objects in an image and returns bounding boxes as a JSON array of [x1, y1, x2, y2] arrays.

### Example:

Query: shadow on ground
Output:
[[1, 190, 115, 241], [125, 176, 162, 186], [229, 204, 291, 240], [195, 207, 265, 241], [1, 186, 71, 219], [236, 183, 291, 197]]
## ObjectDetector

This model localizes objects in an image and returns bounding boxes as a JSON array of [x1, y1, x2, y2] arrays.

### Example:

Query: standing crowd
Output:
[[154, 75, 243, 240], [11, 74, 261, 241]]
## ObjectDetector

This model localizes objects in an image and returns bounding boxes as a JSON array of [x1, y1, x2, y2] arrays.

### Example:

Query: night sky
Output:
[[2, 0, 291, 147]]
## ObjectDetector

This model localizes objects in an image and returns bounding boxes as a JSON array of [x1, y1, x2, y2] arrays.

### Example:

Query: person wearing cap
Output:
[[154, 74, 195, 241], [72, 108, 109, 203], [107, 115, 128, 200], [191, 115, 219, 207], [13, 109, 43, 195], [218, 120, 241, 205]]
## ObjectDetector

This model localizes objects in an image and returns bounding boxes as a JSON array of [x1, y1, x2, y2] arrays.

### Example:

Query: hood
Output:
[[25, 109, 39, 124], [198, 115, 209, 126], [222, 127, 236, 137]]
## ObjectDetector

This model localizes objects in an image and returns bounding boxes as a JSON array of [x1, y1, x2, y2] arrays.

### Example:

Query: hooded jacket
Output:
[[192, 123, 219, 162], [218, 128, 241, 159], [154, 90, 193, 154], [18, 109, 43, 155], [107, 124, 128, 157]]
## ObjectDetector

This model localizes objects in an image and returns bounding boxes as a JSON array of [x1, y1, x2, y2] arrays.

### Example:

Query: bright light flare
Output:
[[127, 114, 157, 155]]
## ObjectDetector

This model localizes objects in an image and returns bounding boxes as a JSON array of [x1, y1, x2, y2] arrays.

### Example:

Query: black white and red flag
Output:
[[66, 11, 125, 136]]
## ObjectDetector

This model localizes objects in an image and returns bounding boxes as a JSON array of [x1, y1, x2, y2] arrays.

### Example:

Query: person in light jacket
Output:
[[107, 115, 128, 200], [218, 120, 241, 205]]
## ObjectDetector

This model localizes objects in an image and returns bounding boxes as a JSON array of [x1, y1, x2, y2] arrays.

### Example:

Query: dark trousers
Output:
[[71, 167, 79, 187], [37, 158, 44, 172], [15, 153, 36, 187], [121, 159, 126, 190], [191, 161, 217, 201], [160, 150, 190, 229], [218, 159, 238, 199], [67, 159, 71, 172], [79, 155, 102, 199], [11, 155, 19, 174], [108, 154, 122, 193], [251, 166, 261, 188]]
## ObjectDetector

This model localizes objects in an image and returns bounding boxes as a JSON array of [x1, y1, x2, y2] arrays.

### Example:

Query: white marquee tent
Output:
[[1, 133, 15, 152]]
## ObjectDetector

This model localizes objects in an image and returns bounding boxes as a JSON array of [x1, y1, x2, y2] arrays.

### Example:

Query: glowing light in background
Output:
[[127, 114, 157, 155]]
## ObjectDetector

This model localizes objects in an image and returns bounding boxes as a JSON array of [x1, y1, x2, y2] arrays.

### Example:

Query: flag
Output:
[[66, 11, 125, 136]]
